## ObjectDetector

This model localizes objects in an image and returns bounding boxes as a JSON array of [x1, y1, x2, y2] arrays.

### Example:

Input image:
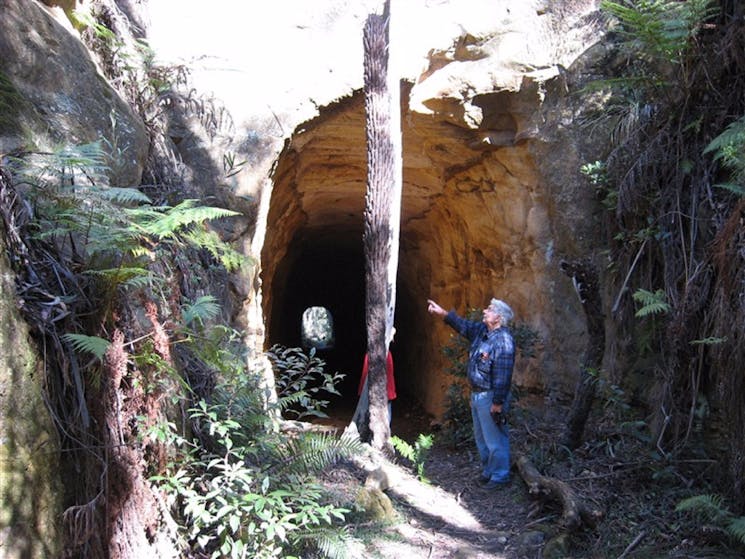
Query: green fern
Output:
[[182, 295, 221, 326], [84, 267, 151, 284], [704, 115, 745, 196], [183, 228, 253, 272], [714, 183, 745, 196], [280, 432, 363, 475], [62, 333, 111, 360], [676, 494, 745, 545], [601, 0, 718, 65], [94, 186, 152, 205], [689, 336, 727, 346], [128, 199, 239, 239], [632, 288, 671, 317], [8, 142, 106, 196], [676, 494, 726, 519], [391, 433, 434, 482], [296, 525, 356, 559], [728, 516, 745, 545]]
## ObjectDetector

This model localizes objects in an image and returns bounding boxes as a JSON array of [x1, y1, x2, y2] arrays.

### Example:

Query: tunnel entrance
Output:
[[265, 227, 426, 428], [268, 232, 366, 400], [259, 85, 557, 423]]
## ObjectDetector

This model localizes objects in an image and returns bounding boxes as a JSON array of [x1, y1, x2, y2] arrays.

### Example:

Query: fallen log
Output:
[[516, 454, 603, 531]]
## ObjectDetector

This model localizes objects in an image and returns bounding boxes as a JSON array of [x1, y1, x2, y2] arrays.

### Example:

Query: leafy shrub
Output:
[[152, 345, 362, 559], [268, 344, 345, 421]]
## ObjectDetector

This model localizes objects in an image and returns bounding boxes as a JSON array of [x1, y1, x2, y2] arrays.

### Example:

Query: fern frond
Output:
[[84, 266, 151, 284], [296, 525, 356, 559], [130, 200, 240, 239], [689, 336, 727, 346], [713, 183, 745, 196], [94, 186, 152, 205], [183, 295, 221, 326], [676, 494, 728, 522], [280, 433, 362, 475], [10, 141, 110, 192], [602, 0, 717, 64], [391, 436, 416, 461], [183, 228, 253, 272], [726, 516, 745, 545], [124, 272, 157, 290], [62, 333, 111, 360], [704, 115, 745, 158], [633, 288, 670, 317]]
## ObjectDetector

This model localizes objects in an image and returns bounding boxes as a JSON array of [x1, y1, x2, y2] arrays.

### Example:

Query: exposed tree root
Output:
[[515, 454, 603, 531]]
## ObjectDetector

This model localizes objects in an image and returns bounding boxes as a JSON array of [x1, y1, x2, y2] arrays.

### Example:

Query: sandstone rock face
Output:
[[0, 1, 150, 554], [0, 241, 61, 559], [0, 0, 148, 187]]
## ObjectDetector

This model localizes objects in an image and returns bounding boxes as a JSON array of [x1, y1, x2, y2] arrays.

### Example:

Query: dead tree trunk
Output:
[[560, 258, 605, 449], [351, 0, 402, 450]]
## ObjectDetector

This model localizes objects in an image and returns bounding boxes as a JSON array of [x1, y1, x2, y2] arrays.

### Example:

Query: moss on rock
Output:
[[0, 242, 61, 559]]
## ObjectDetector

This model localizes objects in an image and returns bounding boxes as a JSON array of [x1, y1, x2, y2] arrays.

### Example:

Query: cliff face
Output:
[[0, 240, 61, 559], [0, 1, 148, 556]]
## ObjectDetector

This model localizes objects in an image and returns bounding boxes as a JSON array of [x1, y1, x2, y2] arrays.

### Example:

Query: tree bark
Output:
[[560, 258, 605, 449], [352, 0, 402, 451]]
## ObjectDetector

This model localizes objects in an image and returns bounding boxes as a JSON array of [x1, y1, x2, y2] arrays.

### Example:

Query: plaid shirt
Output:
[[444, 311, 515, 405]]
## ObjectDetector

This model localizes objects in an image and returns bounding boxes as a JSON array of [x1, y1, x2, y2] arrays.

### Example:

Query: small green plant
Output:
[[704, 115, 745, 197], [391, 434, 434, 483], [632, 288, 671, 317], [601, 0, 718, 66], [61, 333, 111, 361], [581, 159, 617, 210], [150, 338, 361, 559], [676, 494, 745, 546], [267, 345, 345, 421], [223, 151, 248, 179]]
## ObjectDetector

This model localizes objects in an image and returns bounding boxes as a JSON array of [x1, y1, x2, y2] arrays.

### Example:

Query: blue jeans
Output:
[[470, 390, 511, 483]]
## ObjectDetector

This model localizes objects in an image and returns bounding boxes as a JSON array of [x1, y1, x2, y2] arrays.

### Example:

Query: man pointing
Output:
[[427, 297, 515, 488]]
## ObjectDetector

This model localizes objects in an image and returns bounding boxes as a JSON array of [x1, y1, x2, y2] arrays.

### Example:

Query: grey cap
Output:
[[489, 298, 514, 325]]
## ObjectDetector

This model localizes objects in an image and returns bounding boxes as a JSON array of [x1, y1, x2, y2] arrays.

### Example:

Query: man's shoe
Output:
[[478, 475, 490, 485], [484, 480, 508, 489]]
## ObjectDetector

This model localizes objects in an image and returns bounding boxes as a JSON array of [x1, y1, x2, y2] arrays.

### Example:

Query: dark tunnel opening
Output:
[[266, 231, 426, 428]]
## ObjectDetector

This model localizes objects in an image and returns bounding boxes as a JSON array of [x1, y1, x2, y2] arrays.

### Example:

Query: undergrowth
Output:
[[151, 349, 363, 559]]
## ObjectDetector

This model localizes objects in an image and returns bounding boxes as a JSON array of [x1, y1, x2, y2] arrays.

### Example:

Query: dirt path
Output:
[[365, 445, 538, 559], [346, 397, 551, 559], [321, 394, 742, 559]]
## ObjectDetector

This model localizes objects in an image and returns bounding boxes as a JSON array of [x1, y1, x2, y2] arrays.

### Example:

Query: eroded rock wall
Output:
[[0, 241, 61, 559], [259, 1, 609, 416], [0, 0, 148, 185]]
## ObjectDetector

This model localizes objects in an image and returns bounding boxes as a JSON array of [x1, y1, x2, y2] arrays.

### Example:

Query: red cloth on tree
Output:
[[358, 351, 396, 400]]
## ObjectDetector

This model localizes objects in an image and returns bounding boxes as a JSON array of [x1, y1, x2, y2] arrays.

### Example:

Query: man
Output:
[[427, 297, 515, 488]]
